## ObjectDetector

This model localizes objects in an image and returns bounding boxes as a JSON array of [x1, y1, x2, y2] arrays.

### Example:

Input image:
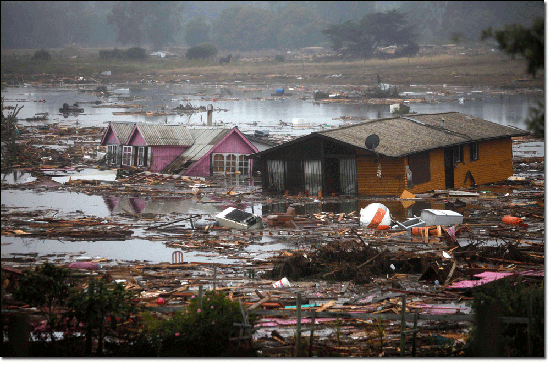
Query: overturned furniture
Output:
[[215, 207, 263, 230], [266, 207, 296, 227]]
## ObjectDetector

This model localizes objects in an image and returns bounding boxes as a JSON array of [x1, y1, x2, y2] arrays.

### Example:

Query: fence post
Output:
[[198, 284, 203, 308], [295, 292, 301, 357], [309, 310, 316, 357], [527, 293, 533, 357], [400, 295, 406, 356], [412, 309, 418, 357], [213, 264, 217, 293]]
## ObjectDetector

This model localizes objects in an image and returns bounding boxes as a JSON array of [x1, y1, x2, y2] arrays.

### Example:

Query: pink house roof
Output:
[[126, 124, 194, 146], [100, 122, 135, 146], [162, 127, 258, 174]]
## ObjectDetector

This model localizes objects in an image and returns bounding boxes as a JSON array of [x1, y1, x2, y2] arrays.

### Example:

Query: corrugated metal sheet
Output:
[[162, 127, 231, 173], [317, 112, 529, 157], [136, 124, 194, 146], [109, 122, 135, 145]]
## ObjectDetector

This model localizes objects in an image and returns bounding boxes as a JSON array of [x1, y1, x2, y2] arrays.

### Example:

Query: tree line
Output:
[[1, 1, 544, 53]]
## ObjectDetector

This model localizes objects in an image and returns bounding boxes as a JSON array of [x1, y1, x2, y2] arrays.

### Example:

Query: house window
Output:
[[409, 152, 431, 185], [339, 158, 357, 195], [107, 145, 118, 165], [137, 147, 148, 166], [267, 159, 285, 191], [470, 142, 479, 161], [453, 145, 463, 163], [122, 146, 133, 166], [238, 155, 249, 175], [212, 153, 250, 175], [304, 160, 322, 195]]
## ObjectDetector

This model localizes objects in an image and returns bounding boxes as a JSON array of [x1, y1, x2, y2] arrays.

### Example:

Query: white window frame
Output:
[[122, 146, 133, 166], [470, 142, 479, 161], [137, 146, 145, 166], [453, 145, 463, 163], [107, 145, 118, 165], [212, 153, 250, 175]]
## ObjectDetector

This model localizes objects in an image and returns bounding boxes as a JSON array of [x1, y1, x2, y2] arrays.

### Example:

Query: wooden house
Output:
[[100, 122, 193, 171], [250, 112, 529, 196], [162, 126, 259, 176], [100, 123, 260, 176]]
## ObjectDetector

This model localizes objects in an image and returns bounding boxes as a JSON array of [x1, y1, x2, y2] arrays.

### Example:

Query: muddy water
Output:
[[1, 83, 543, 264], [2, 84, 541, 134]]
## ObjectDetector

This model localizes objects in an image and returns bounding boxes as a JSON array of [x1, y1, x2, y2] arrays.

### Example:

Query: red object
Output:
[[156, 298, 165, 306], [502, 215, 527, 227], [376, 225, 390, 230], [367, 208, 387, 229]]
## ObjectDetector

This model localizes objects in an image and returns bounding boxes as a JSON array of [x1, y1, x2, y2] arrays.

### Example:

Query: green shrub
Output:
[[186, 43, 218, 60], [13, 262, 73, 339], [141, 291, 255, 356], [32, 49, 51, 61], [126, 47, 147, 60], [66, 278, 139, 356], [464, 277, 544, 357], [99, 47, 146, 61]]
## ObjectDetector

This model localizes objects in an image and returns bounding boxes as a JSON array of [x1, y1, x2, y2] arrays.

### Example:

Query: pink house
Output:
[[163, 126, 259, 176], [100, 122, 259, 176]]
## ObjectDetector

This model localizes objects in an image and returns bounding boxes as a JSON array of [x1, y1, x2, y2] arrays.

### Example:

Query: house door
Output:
[[285, 160, 303, 194], [444, 148, 454, 189], [324, 158, 340, 195]]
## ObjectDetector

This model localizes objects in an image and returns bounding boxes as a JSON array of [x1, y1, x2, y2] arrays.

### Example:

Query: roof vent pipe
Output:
[[207, 104, 213, 126]]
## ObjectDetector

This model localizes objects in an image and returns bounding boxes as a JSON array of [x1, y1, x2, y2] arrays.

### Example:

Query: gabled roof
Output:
[[101, 122, 194, 146], [252, 112, 529, 158], [132, 124, 194, 146], [162, 127, 231, 173], [100, 122, 134, 145]]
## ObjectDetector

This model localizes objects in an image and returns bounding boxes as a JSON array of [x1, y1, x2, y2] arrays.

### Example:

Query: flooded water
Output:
[[1, 83, 543, 264], [2, 84, 542, 136]]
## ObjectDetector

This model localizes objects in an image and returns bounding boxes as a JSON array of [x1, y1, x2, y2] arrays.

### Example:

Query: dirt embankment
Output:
[[2, 51, 544, 90]]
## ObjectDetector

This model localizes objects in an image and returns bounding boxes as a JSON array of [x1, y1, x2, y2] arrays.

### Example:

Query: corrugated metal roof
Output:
[[136, 124, 194, 146], [162, 127, 231, 173], [317, 112, 529, 157], [109, 122, 135, 145]]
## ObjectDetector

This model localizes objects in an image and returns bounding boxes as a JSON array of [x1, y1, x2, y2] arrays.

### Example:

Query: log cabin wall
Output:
[[407, 137, 513, 193], [356, 152, 406, 196], [408, 149, 446, 193], [453, 137, 513, 187]]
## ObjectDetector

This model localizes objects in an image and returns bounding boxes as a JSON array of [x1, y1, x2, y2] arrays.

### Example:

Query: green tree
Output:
[[67, 278, 137, 356], [465, 278, 544, 356], [140, 291, 255, 356], [481, 17, 544, 137], [274, 2, 324, 50], [32, 49, 51, 61], [108, 1, 183, 50], [323, 10, 416, 59], [13, 263, 73, 342], [185, 16, 211, 47], [186, 43, 217, 60], [214, 4, 275, 51]]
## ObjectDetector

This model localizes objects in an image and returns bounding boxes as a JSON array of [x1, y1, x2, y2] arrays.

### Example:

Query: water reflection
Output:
[[2, 85, 541, 132]]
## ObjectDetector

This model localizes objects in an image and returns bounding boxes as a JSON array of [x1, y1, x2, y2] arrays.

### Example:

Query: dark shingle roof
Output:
[[317, 112, 529, 157]]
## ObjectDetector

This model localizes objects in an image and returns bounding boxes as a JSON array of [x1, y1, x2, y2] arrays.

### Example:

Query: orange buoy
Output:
[[502, 215, 527, 226]]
